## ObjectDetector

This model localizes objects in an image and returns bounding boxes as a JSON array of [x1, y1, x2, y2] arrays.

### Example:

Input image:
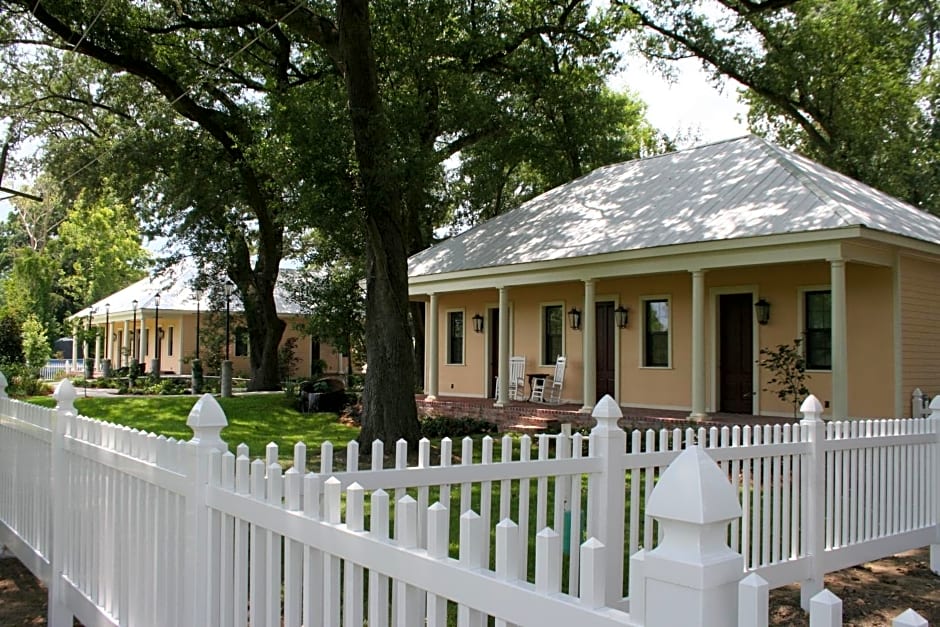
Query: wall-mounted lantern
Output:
[[472, 313, 484, 334], [754, 298, 771, 325], [567, 307, 582, 331], [615, 305, 630, 329]]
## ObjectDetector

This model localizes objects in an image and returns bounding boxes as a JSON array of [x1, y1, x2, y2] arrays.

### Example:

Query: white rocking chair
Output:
[[496, 355, 528, 401], [530, 356, 566, 404]]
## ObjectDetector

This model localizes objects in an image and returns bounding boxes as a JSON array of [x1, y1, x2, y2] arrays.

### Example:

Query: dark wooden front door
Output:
[[596, 301, 616, 403], [489, 308, 499, 398], [719, 293, 753, 413]]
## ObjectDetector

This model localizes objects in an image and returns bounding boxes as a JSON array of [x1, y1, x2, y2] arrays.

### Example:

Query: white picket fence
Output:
[[39, 359, 85, 381], [0, 370, 936, 627]]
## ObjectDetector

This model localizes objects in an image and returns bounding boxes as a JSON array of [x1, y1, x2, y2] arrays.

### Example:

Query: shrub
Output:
[[419, 415, 498, 438], [0, 314, 23, 365], [1, 362, 50, 397], [759, 339, 811, 418]]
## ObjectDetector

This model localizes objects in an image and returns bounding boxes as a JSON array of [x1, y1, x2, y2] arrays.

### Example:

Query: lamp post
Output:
[[224, 281, 234, 361], [102, 302, 112, 377], [221, 281, 235, 398], [131, 299, 138, 363], [153, 292, 161, 375], [194, 288, 203, 360], [85, 307, 96, 379]]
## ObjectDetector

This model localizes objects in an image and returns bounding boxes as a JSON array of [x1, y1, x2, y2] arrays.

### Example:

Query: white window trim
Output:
[[640, 294, 672, 369], [445, 308, 466, 366], [539, 301, 566, 367], [798, 285, 832, 373]]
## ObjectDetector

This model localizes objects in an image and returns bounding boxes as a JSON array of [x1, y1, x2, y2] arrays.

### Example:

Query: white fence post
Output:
[[184, 393, 229, 627], [800, 394, 827, 609], [893, 609, 928, 626], [737, 573, 769, 627], [809, 589, 842, 627], [586, 394, 626, 609], [48, 380, 76, 627], [929, 395, 940, 574], [639, 445, 743, 627]]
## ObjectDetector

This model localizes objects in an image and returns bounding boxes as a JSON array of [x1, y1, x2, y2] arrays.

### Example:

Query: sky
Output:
[[611, 54, 749, 145], [0, 54, 748, 224]]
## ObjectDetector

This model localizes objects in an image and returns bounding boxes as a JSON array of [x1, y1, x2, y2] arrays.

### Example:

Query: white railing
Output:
[[39, 359, 84, 381], [0, 369, 936, 627]]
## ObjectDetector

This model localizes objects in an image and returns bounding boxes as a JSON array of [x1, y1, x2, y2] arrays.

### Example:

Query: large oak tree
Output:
[[0, 0, 649, 443], [624, 0, 940, 211]]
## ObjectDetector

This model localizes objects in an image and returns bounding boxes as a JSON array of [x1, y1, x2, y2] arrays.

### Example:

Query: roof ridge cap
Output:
[[753, 138, 857, 226]]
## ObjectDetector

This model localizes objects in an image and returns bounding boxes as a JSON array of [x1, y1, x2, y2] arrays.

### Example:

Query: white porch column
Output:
[[495, 286, 510, 407], [690, 270, 707, 420], [426, 293, 440, 400], [830, 259, 848, 421], [121, 320, 129, 368], [138, 311, 147, 364], [177, 316, 185, 373], [71, 331, 78, 371], [581, 279, 597, 413], [94, 332, 101, 372]]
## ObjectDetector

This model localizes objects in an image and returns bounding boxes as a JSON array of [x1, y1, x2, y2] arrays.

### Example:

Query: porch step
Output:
[[506, 415, 561, 433]]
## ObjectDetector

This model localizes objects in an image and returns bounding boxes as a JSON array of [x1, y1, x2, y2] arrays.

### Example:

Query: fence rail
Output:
[[0, 370, 936, 626]]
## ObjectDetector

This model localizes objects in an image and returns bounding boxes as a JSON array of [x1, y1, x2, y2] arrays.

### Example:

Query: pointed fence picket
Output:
[[0, 370, 938, 626]]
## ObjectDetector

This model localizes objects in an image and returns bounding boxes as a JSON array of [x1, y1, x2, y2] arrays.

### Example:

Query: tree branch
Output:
[[0, 184, 42, 202], [624, 3, 832, 151]]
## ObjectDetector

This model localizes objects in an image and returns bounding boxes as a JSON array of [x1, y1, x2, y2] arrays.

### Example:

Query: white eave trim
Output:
[[409, 228, 863, 295]]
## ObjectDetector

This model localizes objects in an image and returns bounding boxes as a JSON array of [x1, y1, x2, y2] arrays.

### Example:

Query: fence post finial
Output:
[[800, 394, 823, 421], [53, 379, 76, 415], [641, 446, 743, 627], [928, 395, 940, 421], [893, 608, 928, 627], [591, 394, 623, 430], [0, 370, 7, 398], [187, 393, 229, 452]]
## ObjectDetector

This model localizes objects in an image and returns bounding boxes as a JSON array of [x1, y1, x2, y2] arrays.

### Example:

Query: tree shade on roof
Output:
[[409, 135, 940, 277]]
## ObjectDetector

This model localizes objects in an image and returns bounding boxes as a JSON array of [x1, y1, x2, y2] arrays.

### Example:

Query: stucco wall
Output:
[[121, 313, 341, 379], [429, 259, 897, 418]]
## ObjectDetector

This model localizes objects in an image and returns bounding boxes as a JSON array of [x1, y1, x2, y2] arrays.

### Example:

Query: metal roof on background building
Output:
[[72, 259, 304, 319], [409, 135, 940, 277]]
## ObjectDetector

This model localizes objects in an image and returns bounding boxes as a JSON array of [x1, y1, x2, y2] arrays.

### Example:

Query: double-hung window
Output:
[[804, 290, 831, 370], [235, 327, 250, 357], [447, 311, 464, 365], [542, 304, 563, 365], [643, 298, 670, 368]]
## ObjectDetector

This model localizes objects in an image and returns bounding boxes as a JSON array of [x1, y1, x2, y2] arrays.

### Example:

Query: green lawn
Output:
[[27, 393, 359, 466]]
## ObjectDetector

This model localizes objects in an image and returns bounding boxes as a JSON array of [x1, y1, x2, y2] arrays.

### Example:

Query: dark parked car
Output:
[[298, 378, 350, 413]]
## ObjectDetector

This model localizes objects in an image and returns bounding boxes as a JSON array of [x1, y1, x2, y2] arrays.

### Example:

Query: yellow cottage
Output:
[[72, 260, 347, 380], [409, 136, 940, 420]]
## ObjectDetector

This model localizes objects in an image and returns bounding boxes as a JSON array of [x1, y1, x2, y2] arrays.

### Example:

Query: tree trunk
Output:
[[411, 300, 425, 390], [245, 289, 286, 391], [339, 0, 420, 445]]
